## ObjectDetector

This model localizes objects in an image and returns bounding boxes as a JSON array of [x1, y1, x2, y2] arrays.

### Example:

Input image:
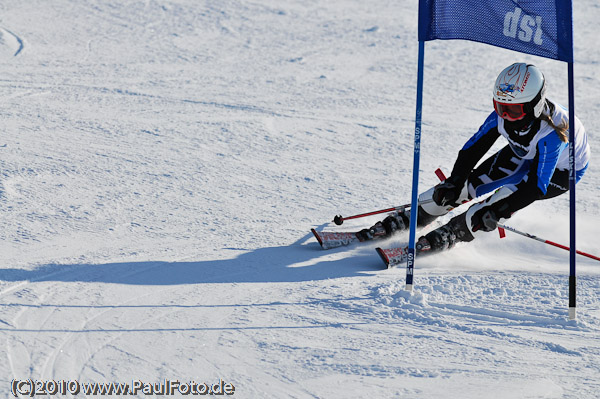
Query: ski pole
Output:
[[333, 201, 429, 225], [498, 223, 600, 262], [333, 168, 446, 225]]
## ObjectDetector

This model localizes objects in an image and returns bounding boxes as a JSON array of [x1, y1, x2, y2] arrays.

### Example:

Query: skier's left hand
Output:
[[432, 179, 462, 207], [470, 207, 499, 232]]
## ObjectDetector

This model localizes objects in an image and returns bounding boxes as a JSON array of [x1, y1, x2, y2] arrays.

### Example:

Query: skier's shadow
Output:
[[0, 228, 386, 286]]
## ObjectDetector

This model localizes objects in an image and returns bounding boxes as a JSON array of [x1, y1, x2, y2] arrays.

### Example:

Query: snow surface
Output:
[[1, 1, 599, 398]]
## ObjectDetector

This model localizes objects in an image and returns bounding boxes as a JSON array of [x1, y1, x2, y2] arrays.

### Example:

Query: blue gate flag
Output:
[[419, 0, 573, 62]]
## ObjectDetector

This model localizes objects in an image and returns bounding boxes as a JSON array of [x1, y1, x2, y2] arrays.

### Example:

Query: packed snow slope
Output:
[[1, 1, 599, 398]]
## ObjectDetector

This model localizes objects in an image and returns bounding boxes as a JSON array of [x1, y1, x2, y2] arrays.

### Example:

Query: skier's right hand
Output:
[[432, 179, 462, 207]]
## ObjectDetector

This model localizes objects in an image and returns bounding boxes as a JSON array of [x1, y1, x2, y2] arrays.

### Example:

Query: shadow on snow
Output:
[[0, 231, 387, 286]]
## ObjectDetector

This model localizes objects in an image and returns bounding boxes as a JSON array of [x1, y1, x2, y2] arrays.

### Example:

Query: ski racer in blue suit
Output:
[[361, 63, 590, 254]]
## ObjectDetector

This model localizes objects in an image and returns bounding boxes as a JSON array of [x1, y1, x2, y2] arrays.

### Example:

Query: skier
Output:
[[359, 63, 590, 255]]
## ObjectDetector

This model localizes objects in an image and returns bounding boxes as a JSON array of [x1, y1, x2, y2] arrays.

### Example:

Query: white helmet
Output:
[[492, 63, 546, 120]]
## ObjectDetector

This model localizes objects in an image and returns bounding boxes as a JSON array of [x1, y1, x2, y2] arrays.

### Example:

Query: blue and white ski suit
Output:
[[448, 99, 589, 215]]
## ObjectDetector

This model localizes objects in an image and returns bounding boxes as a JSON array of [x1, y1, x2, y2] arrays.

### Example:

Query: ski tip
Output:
[[311, 228, 324, 248], [376, 246, 408, 268], [375, 247, 390, 268]]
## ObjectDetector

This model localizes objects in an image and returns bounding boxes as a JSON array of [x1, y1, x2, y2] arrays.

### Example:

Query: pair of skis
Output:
[[310, 215, 426, 268], [312, 168, 449, 268]]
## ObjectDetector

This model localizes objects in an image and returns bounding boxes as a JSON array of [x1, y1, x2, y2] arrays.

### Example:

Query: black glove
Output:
[[432, 179, 463, 207], [470, 207, 499, 232]]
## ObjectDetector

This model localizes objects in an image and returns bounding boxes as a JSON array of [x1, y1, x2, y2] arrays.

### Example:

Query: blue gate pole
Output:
[[406, 40, 425, 291], [567, 62, 576, 320]]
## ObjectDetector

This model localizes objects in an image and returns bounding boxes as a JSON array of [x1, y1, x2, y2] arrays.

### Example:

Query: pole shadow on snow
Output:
[[0, 230, 386, 287]]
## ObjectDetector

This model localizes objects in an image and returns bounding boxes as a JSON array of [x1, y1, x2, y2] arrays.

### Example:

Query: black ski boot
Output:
[[356, 212, 409, 241], [356, 221, 387, 241], [422, 212, 475, 253]]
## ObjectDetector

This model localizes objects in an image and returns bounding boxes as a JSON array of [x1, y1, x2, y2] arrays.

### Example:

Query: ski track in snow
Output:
[[1, 0, 600, 398], [0, 27, 24, 58]]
